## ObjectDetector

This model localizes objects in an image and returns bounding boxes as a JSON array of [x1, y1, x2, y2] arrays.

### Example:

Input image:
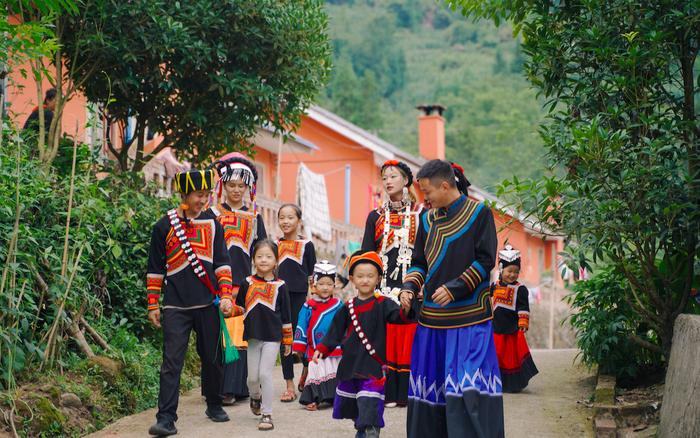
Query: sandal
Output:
[[305, 402, 318, 411], [250, 398, 262, 416], [297, 366, 308, 392], [258, 414, 274, 431], [280, 389, 297, 403]]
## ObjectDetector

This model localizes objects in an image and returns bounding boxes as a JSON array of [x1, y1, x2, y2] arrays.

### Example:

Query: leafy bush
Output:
[[0, 132, 173, 388], [566, 267, 662, 381], [0, 130, 204, 435]]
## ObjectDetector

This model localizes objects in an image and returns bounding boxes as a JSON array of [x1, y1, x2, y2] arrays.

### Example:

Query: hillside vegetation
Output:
[[319, 0, 548, 188]]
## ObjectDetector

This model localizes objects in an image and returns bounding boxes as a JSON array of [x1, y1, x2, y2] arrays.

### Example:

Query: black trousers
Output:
[[157, 306, 223, 423], [281, 291, 308, 380]]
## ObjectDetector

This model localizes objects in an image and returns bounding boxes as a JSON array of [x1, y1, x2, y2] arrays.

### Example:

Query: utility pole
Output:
[[548, 242, 556, 349], [344, 165, 351, 224]]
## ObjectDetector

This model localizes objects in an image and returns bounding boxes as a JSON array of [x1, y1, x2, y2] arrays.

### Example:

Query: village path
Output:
[[87, 349, 594, 438]]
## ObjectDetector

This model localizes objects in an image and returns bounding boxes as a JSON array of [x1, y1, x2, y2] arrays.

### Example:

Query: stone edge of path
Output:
[[593, 371, 660, 438], [593, 370, 617, 438]]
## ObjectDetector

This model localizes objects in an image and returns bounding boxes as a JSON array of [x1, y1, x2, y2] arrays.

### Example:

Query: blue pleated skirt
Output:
[[407, 321, 504, 438]]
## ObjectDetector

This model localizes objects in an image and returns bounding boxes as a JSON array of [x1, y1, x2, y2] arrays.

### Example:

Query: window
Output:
[[255, 163, 266, 196]]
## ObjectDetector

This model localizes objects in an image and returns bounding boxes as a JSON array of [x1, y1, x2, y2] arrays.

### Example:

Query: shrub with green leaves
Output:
[[0, 132, 173, 389], [566, 267, 662, 381], [452, 0, 699, 362]]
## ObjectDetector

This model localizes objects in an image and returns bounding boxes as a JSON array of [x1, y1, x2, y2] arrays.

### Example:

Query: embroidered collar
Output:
[[387, 199, 409, 211], [252, 274, 277, 283], [499, 280, 520, 287], [220, 202, 253, 214], [439, 194, 466, 216]]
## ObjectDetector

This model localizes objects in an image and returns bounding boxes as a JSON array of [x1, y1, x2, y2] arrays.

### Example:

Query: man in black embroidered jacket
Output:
[[146, 169, 235, 436], [400, 160, 504, 438]]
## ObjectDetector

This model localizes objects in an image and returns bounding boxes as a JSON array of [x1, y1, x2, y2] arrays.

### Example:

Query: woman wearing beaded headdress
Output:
[[360, 160, 422, 408], [208, 154, 267, 405]]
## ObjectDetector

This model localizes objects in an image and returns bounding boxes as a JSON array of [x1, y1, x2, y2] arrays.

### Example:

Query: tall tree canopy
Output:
[[62, 0, 332, 171], [451, 0, 699, 360]]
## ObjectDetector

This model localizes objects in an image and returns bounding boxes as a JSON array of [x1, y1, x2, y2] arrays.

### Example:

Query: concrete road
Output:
[[87, 349, 594, 438]]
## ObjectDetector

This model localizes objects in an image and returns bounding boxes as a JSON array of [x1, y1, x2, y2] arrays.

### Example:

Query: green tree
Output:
[[62, 0, 331, 172], [323, 59, 383, 131], [452, 0, 699, 360], [350, 15, 406, 99]]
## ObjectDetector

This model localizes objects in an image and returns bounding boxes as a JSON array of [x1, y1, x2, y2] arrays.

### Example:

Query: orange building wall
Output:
[[5, 61, 88, 140], [276, 117, 380, 228], [493, 210, 554, 287]]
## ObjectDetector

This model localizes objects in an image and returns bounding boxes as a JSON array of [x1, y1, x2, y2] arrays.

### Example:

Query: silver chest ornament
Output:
[[379, 198, 415, 304]]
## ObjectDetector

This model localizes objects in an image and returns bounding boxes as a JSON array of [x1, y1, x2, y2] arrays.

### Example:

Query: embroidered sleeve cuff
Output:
[[292, 340, 306, 353], [443, 286, 455, 302], [402, 269, 425, 294], [215, 266, 234, 299], [282, 323, 293, 345], [316, 343, 330, 358], [518, 311, 530, 329], [147, 273, 164, 293], [147, 293, 160, 311], [459, 264, 484, 294]]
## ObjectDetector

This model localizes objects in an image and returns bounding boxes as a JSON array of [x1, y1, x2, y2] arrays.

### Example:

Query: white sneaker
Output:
[[385, 402, 398, 408]]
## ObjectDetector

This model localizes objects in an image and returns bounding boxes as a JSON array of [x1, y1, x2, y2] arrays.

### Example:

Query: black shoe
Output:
[[148, 421, 177, 436], [205, 405, 230, 422]]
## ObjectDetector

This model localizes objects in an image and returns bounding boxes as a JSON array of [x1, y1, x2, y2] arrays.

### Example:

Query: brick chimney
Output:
[[416, 104, 446, 160]]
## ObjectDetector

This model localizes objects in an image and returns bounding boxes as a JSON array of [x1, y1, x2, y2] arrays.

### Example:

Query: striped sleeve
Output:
[[215, 265, 234, 300], [146, 220, 167, 311], [146, 274, 163, 311], [517, 285, 530, 330], [293, 302, 312, 354]]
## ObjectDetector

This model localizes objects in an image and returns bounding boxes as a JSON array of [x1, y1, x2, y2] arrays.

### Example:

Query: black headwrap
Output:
[[381, 160, 414, 187], [174, 169, 216, 195]]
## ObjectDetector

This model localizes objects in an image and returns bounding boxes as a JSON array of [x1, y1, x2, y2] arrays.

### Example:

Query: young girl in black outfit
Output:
[[236, 239, 292, 431], [276, 203, 316, 402]]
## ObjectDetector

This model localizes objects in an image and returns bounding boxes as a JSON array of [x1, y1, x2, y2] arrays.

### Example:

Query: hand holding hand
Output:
[[219, 298, 233, 317], [399, 291, 413, 313], [432, 286, 453, 307], [284, 344, 292, 357]]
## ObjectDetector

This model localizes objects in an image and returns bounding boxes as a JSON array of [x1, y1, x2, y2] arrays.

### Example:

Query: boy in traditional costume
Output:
[[400, 160, 504, 438], [146, 169, 236, 436], [313, 251, 415, 438], [491, 245, 538, 393]]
